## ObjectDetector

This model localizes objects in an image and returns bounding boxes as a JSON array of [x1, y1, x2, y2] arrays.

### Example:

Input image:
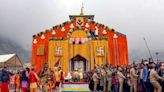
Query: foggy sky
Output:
[[0, 0, 164, 61]]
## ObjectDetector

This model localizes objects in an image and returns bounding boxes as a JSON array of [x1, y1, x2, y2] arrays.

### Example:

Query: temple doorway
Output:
[[70, 55, 87, 72]]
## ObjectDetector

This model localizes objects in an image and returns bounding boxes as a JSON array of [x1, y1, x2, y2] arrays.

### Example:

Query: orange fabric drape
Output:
[[31, 21, 129, 73]]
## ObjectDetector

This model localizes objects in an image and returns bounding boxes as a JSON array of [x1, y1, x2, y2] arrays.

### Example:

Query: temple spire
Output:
[[80, 3, 84, 15]]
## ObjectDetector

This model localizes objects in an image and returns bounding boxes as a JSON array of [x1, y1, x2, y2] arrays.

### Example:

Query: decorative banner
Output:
[[102, 29, 107, 35], [69, 37, 89, 44], [48, 40, 69, 71], [55, 46, 62, 56], [33, 39, 37, 44], [41, 34, 45, 39], [52, 30, 56, 35], [85, 23, 89, 28], [76, 17, 84, 27], [61, 27, 66, 32], [70, 24, 74, 29], [113, 34, 118, 39], [96, 46, 105, 56], [37, 45, 45, 55], [90, 40, 109, 69]]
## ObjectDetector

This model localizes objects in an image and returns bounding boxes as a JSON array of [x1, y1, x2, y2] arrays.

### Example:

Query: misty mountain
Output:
[[0, 36, 30, 63]]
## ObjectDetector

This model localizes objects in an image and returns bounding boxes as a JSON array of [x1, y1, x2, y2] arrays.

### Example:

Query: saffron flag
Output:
[[54, 57, 62, 67]]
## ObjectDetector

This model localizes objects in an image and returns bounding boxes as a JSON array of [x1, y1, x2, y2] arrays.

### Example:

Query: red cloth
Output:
[[22, 88, 27, 92], [29, 71, 37, 83], [112, 77, 117, 84], [1, 82, 9, 92], [60, 71, 64, 82], [54, 57, 62, 67], [55, 82, 60, 87]]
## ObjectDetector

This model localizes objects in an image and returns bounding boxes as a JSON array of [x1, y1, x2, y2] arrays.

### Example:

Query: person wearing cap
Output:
[[106, 66, 113, 92], [92, 69, 100, 91], [99, 67, 106, 92], [117, 67, 126, 92], [150, 62, 164, 92], [130, 64, 138, 92]]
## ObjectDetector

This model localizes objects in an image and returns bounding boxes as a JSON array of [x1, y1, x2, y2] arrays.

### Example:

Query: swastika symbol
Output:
[[96, 46, 104, 56], [55, 46, 62, 55]]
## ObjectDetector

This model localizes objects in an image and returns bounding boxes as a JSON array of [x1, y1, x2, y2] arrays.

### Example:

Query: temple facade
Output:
[[31, 12, 129, 73]]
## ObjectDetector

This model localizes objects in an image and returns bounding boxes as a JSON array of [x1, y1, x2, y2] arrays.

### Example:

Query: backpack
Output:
[[1, 70, 9, 82], [0, 70, 2, 82], [21, 71, 28, 81]]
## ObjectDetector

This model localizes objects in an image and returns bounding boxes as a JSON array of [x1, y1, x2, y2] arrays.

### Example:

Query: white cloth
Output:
[[140, 69, 143, 79]]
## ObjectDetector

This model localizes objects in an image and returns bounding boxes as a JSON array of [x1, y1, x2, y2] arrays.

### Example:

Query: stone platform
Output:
[[61, 82, 90, 92]]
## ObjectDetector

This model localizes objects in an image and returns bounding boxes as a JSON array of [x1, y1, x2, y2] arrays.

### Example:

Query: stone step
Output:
[[61, 82, 90, 92]]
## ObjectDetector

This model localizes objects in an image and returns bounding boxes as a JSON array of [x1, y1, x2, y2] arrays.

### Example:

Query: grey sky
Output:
[[0, 0, 164, 61]]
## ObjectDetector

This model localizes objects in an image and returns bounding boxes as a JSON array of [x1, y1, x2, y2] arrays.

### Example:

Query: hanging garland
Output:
[[32, 21, 111, 42], [49, 37, 67, 41], [66, 26, 93, 44], [32, 21, 72, 39], [67, 27, 91, 38]]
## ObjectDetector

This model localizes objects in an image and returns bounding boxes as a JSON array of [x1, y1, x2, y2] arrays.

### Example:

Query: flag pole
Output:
[[143, 37, 154, 62]]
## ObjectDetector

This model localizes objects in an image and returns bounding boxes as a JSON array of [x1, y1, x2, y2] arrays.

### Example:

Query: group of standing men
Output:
[[90, 62, 164, 92]]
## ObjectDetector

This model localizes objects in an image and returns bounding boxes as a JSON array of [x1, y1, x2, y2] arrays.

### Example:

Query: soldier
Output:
[[130, 65, 138, 92], [150, 62, 164, 92], [117, 67, 126, 92], [99, 67, 107, 92], [106, 66, 113, 92], [92, 69, 100, 91]]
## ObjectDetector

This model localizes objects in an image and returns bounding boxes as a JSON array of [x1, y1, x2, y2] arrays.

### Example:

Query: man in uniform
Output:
[[106, 66, 113, 92], [117, 67, 126, 92], [150, 62, 164, 92], [92, 69, 100, 91], [130, 65, 138, 92]]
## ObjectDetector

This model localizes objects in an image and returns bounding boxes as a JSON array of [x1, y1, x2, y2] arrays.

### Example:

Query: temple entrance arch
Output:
[[70, 55, 87, 72]]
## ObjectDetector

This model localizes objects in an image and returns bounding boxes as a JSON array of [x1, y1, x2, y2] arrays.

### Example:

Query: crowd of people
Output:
[[0, 67, 40, 92], [0, 61, 164, 92], [0, 63, 64, 92], [90, 61, 164, 92]]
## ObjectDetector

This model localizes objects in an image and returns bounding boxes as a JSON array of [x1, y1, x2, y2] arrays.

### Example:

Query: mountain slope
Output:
[[0, 36, 30, 63]]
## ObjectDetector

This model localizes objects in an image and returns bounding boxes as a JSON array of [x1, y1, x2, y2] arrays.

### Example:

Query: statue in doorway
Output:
[[72, 70, 80, 82]]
